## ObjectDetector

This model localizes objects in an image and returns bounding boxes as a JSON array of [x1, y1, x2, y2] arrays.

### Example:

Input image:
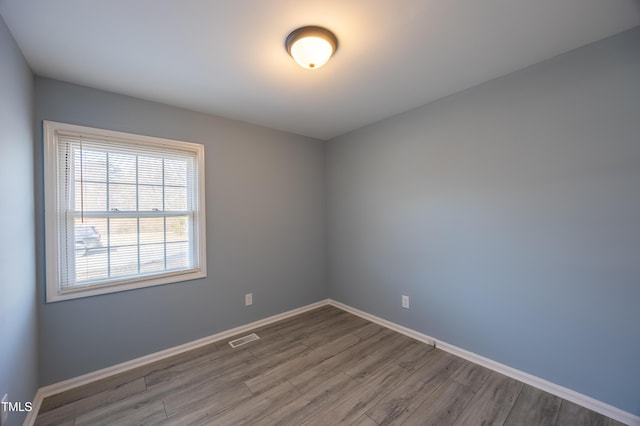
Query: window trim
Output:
[[43, 120, 207, 302]]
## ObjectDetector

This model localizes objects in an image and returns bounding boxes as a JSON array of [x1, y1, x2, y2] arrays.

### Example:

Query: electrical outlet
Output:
[[402, 295, 410, 309], [245, 293, 253, 306], [1, 393, 8, 426]]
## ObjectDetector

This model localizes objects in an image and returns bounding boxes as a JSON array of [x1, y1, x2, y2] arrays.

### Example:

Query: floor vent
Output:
[[228, 333, 260, 348]]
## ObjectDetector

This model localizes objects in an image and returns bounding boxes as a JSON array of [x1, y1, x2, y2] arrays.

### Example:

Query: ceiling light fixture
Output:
[[285, 26, 338, 70]]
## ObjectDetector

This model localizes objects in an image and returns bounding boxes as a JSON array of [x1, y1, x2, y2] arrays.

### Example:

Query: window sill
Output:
[[45, 269, 207, 303]]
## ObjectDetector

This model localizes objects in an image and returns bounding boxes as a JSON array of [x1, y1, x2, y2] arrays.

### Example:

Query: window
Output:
[[44, 121, 206, 302]]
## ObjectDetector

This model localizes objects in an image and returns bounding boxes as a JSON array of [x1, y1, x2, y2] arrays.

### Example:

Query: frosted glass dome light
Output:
[[286, 26, 338, 70]]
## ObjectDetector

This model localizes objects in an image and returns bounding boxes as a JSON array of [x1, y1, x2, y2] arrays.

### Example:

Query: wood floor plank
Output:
[[301, 314, 371, 348], [154, 341, 308, 408], [35, 420, 74, 426], [135, 307, 339, 396], [251, 306, 348, 340], [503, 384, 561, 426], [247, 327, 312, 359], [74, 399, 166, 426], [34, 378, 147, 426], [555, 400, 613, 426], [143, 341, 250, 388], [205, 380, 300, 426], [162, 378, 254, 417], [157, 383, 254, 426], [256, 373, 363, 425], [144, 348, 254, 394], [393, 339, 436, 372], [345, 336, 432, 383], [607, 418, 629, 426], [244, 325, 368, 394], [302, 362, 408, 425], [288, 325, 393, 393], [267, 336, 433, 426], [452, 371, 523, 426], [402, 378, 476, 426], [60, 384, 171, 426], [450, 359, 492, 392], [353, 414, 380, 426], [146, 335, 305, 394], [365, 349, 462, 426], [78, 342, 307, 426]]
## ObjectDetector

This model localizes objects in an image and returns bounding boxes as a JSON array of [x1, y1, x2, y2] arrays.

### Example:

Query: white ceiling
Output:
[[1, 1, 639, 140]]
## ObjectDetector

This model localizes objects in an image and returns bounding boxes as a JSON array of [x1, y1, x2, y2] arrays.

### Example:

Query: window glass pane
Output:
[[85, 219, 108, 243], [73, 218, 108, 284], [139, 217, 164, 244], [167, 242, 191, 270], [167, 216, 189, 242], [75, 149, 107, 182], [165, 186, 187, 210], [109, 218, 138, 246], [138, 185, 163, 211], [75, 182, 107, 211], [75, 251, 109, 283], [108, 153, 136, 183], [110, 246, 139, 278], [165, 158, 187, 186], [109, 183, 137, 211], [140, 244, 165, 274], [138, 156, 163, 185], [73, 220, 106, 252]]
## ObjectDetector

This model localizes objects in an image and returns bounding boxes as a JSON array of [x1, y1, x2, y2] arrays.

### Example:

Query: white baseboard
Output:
[[328, 299, 640, 426], [24, 298, 639, 426], [23, 299, 329, 426]]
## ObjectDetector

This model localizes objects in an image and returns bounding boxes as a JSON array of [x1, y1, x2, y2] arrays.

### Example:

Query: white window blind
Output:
[[44, 121, 206, 302]]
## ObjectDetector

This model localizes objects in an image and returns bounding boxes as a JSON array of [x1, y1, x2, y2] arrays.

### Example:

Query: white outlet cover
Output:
[[402, 295, 410, 309], [245, 293, 253, 306]]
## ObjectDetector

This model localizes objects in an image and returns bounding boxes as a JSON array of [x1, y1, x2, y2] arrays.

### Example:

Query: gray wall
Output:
[[0, 15, 38, 426], [327, 27, 640, 415], [34, 78, 326, 385]]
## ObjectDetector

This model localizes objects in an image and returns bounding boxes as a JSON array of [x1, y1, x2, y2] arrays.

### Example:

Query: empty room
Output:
[[1, 1, 639, 425]]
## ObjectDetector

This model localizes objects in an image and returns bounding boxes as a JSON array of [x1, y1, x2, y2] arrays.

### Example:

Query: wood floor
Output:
[[35, 305, 625, 426]]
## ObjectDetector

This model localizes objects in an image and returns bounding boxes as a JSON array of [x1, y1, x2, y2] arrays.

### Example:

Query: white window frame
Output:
[[43, 121, 207, 302]]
